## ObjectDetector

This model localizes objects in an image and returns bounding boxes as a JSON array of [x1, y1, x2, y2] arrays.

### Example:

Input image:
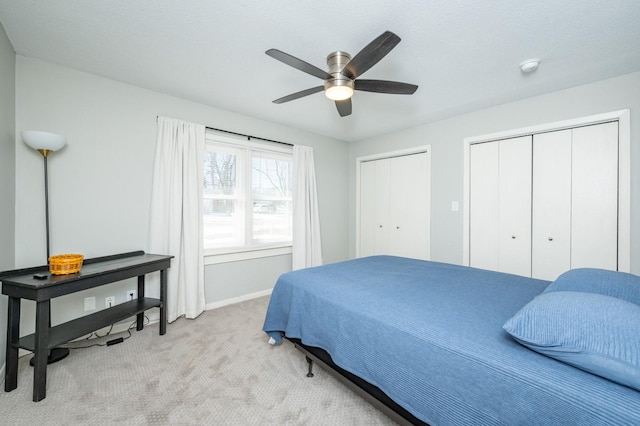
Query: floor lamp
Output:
[[22, 130, 70, 364]]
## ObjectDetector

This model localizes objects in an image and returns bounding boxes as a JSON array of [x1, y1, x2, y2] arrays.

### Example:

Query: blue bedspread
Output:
[[263, 256, 640, 425]]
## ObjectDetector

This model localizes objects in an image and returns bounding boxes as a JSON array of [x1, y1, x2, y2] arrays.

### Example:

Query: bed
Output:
[[263, 256, 640, 425]]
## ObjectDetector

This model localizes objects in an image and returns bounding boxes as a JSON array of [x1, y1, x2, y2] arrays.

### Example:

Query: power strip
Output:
[[106, 337, 124, 346]]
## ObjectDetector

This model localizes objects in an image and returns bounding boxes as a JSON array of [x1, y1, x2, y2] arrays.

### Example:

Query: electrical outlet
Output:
[[105, 296, 115, 308], [127, 289, 137, 300], [84, 296, 96, 311]]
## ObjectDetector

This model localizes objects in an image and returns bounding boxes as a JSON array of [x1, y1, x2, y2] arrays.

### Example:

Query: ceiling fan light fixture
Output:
[[324, 76, 354, 101], [325, 84, 354, 101]]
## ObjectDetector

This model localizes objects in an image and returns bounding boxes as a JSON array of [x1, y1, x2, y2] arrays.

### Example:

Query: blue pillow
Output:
[[503, 291, 640, 391], [544, 268, 640, 305]]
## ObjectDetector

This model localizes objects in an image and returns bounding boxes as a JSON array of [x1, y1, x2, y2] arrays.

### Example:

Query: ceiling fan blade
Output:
[[335, 99, 352, 117], [273, 86, 324, 104], [341, 31, 401, 79], [355, 79, 418, 95], [266, 49, 332, 80]]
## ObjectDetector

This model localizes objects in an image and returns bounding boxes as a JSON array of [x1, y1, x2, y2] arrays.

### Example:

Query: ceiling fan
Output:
[[266, 31, 418, 117]]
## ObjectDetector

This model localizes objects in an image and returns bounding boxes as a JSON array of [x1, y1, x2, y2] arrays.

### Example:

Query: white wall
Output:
[[14, 56, 349, 334], [349, 71, 640, 275], [0, 21, 16, 381]]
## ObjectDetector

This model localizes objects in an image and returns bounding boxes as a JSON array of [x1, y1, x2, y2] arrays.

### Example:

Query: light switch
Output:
[[451, 201, 459, 212]]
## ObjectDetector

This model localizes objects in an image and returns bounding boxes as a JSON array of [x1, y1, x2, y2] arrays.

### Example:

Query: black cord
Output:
[[94, 323, 113, 338]]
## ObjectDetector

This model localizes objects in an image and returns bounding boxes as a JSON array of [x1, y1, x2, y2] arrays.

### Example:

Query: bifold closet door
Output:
[[359, 158, 390, 257], [469, 136, 531, 276], [571, 122, 618, 270], [497, 137, 532, 276], [359, 160, 376, 257], [532, 130, 572, 281], [469, 142, 500, 271], [388, 153, 430, 260], [531, 122, 618, 279], [359, 152, 430, 260]]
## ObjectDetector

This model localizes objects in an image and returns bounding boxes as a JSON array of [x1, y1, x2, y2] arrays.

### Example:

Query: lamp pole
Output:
[[22, 131, 70, 365], [40, 149, 52, 261]]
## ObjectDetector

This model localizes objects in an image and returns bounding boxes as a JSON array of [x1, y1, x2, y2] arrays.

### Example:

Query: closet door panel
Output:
[[359, 160, 376, 257], [498, 136, 532, 276], [571, 122, 618, 270], [469, 142, 500, 271], [389, 153, 429, 259], [373, 158, 391, 255], [532, 130, 572, 280]]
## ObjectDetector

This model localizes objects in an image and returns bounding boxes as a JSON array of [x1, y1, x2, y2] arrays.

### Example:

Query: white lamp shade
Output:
[[22, 130, 67, 151]]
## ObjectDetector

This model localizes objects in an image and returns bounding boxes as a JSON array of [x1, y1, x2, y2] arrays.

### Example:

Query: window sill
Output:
[[204, 245, 292, 265]]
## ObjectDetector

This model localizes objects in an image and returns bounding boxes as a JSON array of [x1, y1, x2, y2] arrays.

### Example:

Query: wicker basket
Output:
[[49, 254, 84, 275]]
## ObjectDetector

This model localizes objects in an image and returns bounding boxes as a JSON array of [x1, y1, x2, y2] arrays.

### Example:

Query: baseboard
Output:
[[205, 288, 273, 311]]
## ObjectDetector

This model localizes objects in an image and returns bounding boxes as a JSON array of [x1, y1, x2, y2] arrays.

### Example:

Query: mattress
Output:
[[263, 256, 640, 425]]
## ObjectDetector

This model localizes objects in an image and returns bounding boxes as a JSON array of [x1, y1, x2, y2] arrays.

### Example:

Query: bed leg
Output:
[[305, 356, 315, 378]]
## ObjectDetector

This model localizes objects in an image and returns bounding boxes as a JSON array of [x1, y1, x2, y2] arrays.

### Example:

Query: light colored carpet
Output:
[[1, 296, 396, 425]]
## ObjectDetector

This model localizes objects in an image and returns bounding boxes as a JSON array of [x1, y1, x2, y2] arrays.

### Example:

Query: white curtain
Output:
[[292, 145, 323, 270], [148, 116, 205, 322]]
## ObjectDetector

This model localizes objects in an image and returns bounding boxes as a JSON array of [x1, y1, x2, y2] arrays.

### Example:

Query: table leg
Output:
[[136, 275, 145, 331], [159, 269, 167, 335], [33, 301, 50, 402], [4, 296, 20, 392]]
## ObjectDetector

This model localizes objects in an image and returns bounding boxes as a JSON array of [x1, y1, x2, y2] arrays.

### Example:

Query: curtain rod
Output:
[[205, 126, 293, 147], [155, 116, 293, 147]]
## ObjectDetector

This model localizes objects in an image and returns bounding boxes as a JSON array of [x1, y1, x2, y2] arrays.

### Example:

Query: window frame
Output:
[[203, 131, 293, 262]]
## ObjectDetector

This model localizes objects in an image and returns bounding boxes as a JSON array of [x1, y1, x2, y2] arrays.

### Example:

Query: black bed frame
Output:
[[287, 337, 428, 426]]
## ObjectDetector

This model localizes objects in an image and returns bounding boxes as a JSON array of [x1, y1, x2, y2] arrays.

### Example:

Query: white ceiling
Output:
[[1, 1, 640, 142]]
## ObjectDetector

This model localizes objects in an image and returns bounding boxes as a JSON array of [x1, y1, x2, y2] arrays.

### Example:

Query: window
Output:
[[203, 133, 293, 254]]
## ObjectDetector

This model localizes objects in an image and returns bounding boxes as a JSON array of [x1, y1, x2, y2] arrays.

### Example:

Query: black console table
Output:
[[1, 250, 173, 401]]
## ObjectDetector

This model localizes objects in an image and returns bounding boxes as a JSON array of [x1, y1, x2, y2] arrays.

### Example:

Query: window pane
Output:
[[204, 199, 242, 248], [204, 151, 237, 195], [251, 152, 293, 244], [252, 200, 292, 243], [251, 153, 292, 198], [204, 147, 243, 249]]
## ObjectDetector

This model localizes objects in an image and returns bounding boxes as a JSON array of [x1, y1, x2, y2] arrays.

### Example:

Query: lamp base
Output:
[[29, 347, 70, 366]]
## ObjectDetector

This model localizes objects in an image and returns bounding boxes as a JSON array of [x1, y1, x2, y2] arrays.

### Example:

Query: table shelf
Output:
[[16, 297, 162, 351]]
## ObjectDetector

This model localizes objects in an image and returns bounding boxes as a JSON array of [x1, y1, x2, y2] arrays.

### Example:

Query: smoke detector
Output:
[[520, 58, 540, 73]]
